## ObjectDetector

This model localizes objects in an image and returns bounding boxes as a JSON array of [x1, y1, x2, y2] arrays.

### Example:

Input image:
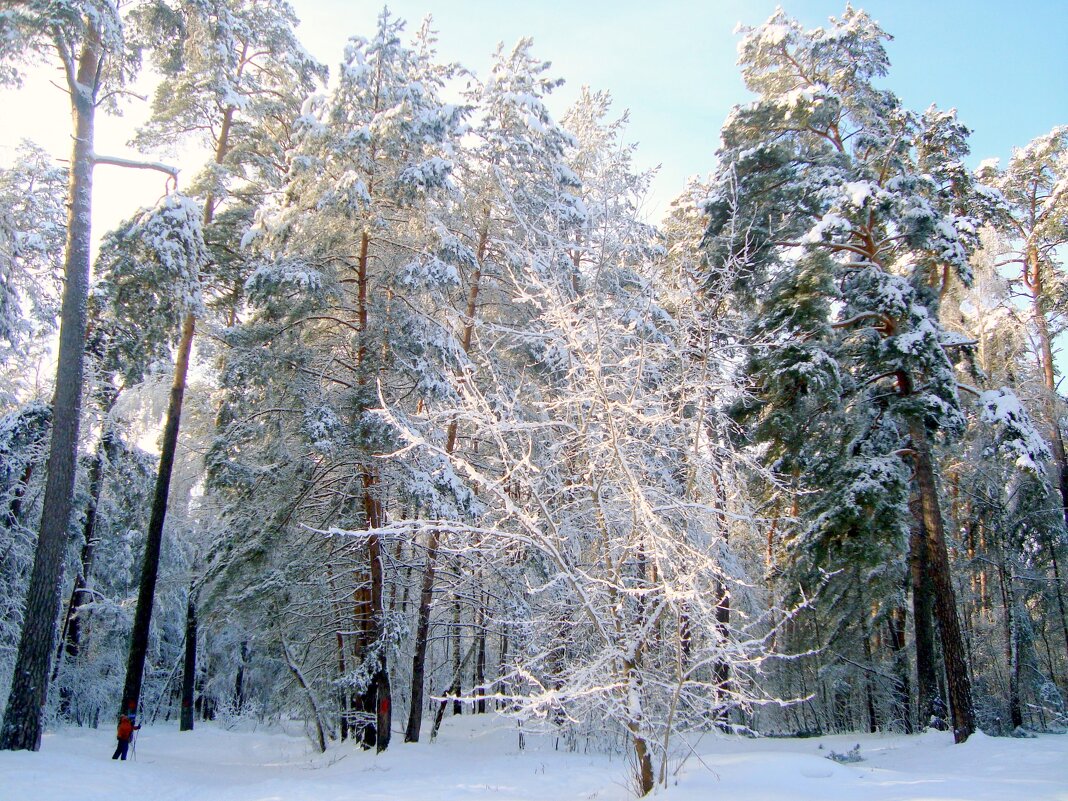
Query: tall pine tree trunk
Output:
[[998, 564, 1024, 730], [348, 228, 393, 752], [121, 312, 195, 714], [353, 470, 391, 751], [909, 420, 975, 742], [1025, 248, 1068, 661], [0, 27, 100, 752], [1029, 254, 1068, 525], [909, 500, 939, 729]]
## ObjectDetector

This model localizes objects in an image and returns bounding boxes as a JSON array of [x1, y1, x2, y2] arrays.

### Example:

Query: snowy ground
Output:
[[3, 714, 1066, 801]]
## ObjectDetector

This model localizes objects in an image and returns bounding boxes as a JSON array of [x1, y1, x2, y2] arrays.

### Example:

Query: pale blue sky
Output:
[[287, 0, 1068, 217], [2, 1, 1063, 227]]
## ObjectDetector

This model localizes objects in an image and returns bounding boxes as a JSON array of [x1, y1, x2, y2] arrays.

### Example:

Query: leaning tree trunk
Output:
[[121, 312, 195, 715], [909, 419, 976, 742], [0, 27, 100, 752]]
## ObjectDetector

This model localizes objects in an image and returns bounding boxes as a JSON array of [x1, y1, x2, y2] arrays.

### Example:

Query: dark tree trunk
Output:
[[121, 312, 195, 715], [623, 655, 655, 797], [632, 732, 655, 797], [180, 595, 196, 731], [713, 579, 731, 725], [451, 598, 463, 715], [474, 595, 487, 714], [336, 633, 349, 741], [234, 640, 248, 713], [56, 424, 116, 684], [910, 494, 939, 728], [430, 691, 449, 742], [708, 469, 731, 714], [996, 557, 1024, 730], [353, 473, 391, 752], [125, 84, 232, 726], [1030, 258, 1068, 527], [406, 220, 489, 740], [404, 529, 439, 742], [1044, 533, 1068, 665], [5, 462, 37, 530], [373, 667, 392, 752], [0, 27, 100, 752], [887, 599, 914, 733], [497, 630, 509, 710], [862, 632, 878, 733], [910, 420, 975, 742]]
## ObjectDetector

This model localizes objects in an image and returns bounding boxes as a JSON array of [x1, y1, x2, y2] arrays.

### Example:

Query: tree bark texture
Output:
[[121, 312, 196, 715], [0, 28, 100, 752], [909, 502, 939, 729], [910, 420, 976, 742]]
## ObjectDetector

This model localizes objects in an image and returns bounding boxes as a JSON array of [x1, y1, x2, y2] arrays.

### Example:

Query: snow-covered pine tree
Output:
[[382, 84, 774, 796], [90, 193, 209, 723], [128, 0, 325, 730], [978, 129, 1068, 670], [208, 10, 465, 751], [400, 38, 588, 744], [706, 7, 981, 741], [0, 143, 65, 405], [978, 128, 1068, 518], [941, 231, 1066, 731]]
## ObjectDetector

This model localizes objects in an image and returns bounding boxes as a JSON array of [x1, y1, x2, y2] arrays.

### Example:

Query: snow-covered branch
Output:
[[91, 153, 179, 181]]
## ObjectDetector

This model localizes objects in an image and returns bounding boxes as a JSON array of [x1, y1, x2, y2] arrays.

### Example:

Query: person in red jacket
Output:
[[111, 705, 140, 760]]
